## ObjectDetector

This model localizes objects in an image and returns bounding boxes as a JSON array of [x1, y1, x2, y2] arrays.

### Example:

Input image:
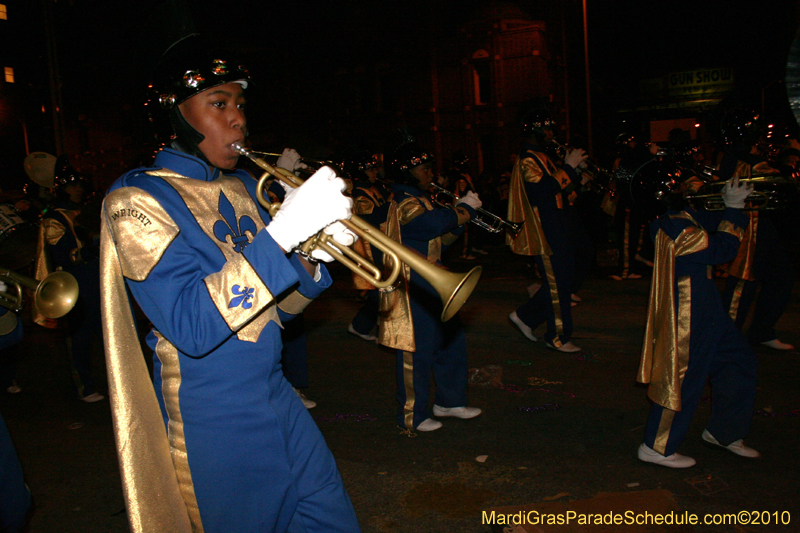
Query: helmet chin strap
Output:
[[168, 106, 209, 164]]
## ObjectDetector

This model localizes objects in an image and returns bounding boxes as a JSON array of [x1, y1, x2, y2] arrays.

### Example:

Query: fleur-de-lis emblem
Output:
[[228, 285, 254, 309], [213, 192, 258, 253]]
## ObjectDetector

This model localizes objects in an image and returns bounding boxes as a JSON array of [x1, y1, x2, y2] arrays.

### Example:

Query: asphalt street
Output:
[[2, 241, 799, 533]]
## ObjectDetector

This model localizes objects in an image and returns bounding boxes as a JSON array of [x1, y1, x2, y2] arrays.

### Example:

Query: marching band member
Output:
[[34, 156, 105, 402], [345, 148, 391, 342], [718, 108, 796, 351], [506, 109, 587, 352], [379, 134, 482, 433], [637, 173, 760, 468], [100, 35, 360, 532]]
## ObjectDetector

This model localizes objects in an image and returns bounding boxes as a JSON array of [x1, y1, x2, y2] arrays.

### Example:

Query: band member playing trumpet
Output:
[[637, 176, 759, 468], [345, 148, 391, 342], [35, 156, 105, 402], [379, 134, 482, 433], [718, 108, 795, 351], [506, 109, 587, 352], [100, 35, 360, 532]]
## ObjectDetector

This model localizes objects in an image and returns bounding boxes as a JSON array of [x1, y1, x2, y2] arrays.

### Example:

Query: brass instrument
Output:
[[249, 151, 337, 172], [233, 143, 482, 322], [687, 173, 798, 211], [0, 268, 79, 318], [549, 140, 615, 194], [429, 183, 523, 235]]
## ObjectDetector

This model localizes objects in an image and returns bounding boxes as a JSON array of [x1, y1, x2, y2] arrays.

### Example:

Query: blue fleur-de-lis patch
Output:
[[228, 285, 254, 309], [213, 192, 258, 253]]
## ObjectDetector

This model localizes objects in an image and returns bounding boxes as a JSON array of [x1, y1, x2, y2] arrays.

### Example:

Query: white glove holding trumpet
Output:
[[455, 191, 482, 210], [721, 176, 754, 209], [266, 166, 356, 258]]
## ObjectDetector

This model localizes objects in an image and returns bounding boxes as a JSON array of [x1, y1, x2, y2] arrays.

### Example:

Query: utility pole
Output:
[[582, 0, 593, 156]]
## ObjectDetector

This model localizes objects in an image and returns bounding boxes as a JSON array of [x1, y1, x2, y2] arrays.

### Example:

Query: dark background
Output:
[[2, 0, 800, 190]]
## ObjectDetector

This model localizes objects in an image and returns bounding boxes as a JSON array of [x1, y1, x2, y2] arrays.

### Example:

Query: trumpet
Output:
[[429, 183, 523, 235], [686, 173, 798, 211], [249, 151, 337, 172], [233, 143, 482, 322], [0, 268, 79, 318]]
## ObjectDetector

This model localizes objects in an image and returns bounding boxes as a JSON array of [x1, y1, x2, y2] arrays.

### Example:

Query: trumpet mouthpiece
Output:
[[232, 142, 248, 156]]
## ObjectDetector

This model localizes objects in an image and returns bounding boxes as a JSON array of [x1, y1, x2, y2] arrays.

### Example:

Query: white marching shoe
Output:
[[509, 311, 537, 342], [702, 429, 760, 458], [637, 443, 696, 468], [432, 405, 482, 419], [416, 418, 443, 432]]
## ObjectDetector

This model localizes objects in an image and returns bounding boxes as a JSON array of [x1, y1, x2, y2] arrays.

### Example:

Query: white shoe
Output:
[[293, 388, 317, 409], [348, 323, 376, 342], [571, 293, 582, 302], [416, 418, 442, 432], [433, 405, 482, 419], [545, 341, 582, 353], [702, 429, 760, 458], [6, 382, 21, 394], [509, 311, 537, 342], [81, 392, 105, 403], [637, 443, 696, 468], [760, 339, 794, 351]]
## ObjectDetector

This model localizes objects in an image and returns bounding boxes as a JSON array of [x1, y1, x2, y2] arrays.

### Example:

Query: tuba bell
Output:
[[0, 268, 80, 318]]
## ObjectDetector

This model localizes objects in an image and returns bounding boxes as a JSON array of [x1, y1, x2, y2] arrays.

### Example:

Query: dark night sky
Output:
[[5, 0, 800, 162]]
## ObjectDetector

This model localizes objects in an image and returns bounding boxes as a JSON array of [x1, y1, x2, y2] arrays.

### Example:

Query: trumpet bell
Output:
[[35, 271, 80, 318], [0, 268, 80, 318], [440, 266, 482, 322]]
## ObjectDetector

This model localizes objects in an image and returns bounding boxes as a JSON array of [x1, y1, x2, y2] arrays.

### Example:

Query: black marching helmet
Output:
[[341, 149, 378, 182], [145, 33, 252, 158], [520, 108, 556, 141], [719, 107, 763, 147], [629, 159, 689, 218], [53, 155, 90, 199], [388, 129, 435, 185]]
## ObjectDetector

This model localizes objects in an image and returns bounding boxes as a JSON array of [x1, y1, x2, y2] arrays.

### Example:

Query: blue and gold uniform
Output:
[[507, 141, 581, 348], [101, 148, 359, 532], [379, 182, 475, 431], [349, 177, 391, 337], [719, 149, 796, 347], [638, 206, 756, 457]]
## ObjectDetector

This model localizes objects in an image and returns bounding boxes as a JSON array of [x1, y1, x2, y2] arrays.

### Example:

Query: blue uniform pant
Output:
[[516, 250, 575, 346], [350, 289, 379, 336], [722, 219, 795, 344], [396, 294, 468, 430], [644, 315, 757, 457]]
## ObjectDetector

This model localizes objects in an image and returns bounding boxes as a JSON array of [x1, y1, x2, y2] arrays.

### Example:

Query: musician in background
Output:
[[34, 156, 105, 403], [506, 109, 587, 353], [609, 132, 655, 280], [637, 174, 759, 468], [100, 34, 360, 532], [718, 108, 796, 351], [379, 134, 482, 433], [345, 148, 391, 342]]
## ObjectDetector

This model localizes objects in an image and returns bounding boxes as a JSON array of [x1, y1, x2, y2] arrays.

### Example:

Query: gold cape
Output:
[[637, 213, 709, 411], [505, 155, 553, 256], [100, 200, 193, 532]]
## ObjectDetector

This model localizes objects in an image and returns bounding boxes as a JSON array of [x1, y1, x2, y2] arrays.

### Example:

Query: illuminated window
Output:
[[0, 5, 6, 20], [4, 67, 14, 83]]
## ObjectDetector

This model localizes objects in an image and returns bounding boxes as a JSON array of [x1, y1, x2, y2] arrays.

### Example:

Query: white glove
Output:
[[722, 177, 753, 209], [455, 190, 482, 210], [0, 281, 6, 293], [266, 167, 353, 252], [565, 148, 588, 169], [308, 221, 359, 263], [276, 148, 308, 172]]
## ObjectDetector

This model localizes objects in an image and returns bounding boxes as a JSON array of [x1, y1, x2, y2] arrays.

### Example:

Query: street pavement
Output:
[[2, 242, 799, 533]]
